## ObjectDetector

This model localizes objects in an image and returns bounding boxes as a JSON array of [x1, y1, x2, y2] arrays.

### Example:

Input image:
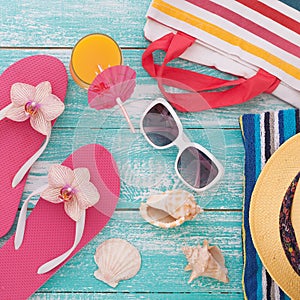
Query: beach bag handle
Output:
[[142, 32, 281, 112]]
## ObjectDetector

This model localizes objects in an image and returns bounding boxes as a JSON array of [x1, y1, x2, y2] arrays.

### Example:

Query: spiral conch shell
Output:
[[94, 239, 141, 288], [139, 190, 203, 228], [182, 240, 229, 284]]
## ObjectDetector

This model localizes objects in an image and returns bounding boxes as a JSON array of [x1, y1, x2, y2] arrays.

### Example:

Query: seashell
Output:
[[182, 240, 229, 284], [94, 238, 141, 288], [139, 190, 203, 228]]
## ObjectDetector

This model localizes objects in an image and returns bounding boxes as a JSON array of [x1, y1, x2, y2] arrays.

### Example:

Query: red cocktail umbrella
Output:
[[88, 65, 136, 133]]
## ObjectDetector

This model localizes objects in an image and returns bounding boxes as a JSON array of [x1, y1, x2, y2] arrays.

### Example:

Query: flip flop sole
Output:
[[0, 55, 68, 237], [0, 144, 120, 299]]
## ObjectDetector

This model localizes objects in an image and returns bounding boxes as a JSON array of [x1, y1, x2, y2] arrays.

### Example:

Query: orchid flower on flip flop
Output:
[[5, 81, 64, 135], [0, 81, 65, 188], [14, 164, 100, 274], [41, 164, 100, 221]]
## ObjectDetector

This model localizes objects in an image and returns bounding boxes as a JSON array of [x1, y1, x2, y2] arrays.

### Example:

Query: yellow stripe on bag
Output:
[[152, 0, 300, 80]]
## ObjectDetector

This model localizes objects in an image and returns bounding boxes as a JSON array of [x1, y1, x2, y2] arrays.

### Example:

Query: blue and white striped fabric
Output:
[[239, 109, 300, 300]]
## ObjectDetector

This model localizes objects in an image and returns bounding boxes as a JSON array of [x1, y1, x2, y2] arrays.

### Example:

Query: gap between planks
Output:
[[0, 46, 147, 50], [24, 208, 242, 212]]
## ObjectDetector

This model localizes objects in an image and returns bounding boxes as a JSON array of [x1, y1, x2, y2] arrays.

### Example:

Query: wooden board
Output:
[[1, 211, 242, 298], [0, 0, 294, 298]]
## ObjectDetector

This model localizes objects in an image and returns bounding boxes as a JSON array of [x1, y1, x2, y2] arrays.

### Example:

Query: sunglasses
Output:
[[140, 98, 224, 192]]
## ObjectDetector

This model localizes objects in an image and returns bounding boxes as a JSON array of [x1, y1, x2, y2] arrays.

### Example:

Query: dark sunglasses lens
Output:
[[177, 147, 219, 189], [142, 103, 179, 147]]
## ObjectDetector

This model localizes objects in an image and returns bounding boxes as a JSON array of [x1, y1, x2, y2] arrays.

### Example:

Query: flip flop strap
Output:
[[15, 184, 86, 274], [14, 184, 49, 250], [0, 103, 51, 188], [12, 131, 51, 188], [37, 210, 86, 274], [0, 103, 13, 120]]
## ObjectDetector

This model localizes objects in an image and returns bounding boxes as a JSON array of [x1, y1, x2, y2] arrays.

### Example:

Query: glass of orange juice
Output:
[[70, 33, 123, 89]]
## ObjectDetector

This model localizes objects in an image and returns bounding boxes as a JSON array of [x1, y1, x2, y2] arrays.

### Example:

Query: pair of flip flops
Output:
[[0, 55, 120, 299]]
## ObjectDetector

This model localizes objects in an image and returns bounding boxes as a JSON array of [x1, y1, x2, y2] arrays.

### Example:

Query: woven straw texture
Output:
[[239, 109, 300, 300], [250, 133, 300, 300]]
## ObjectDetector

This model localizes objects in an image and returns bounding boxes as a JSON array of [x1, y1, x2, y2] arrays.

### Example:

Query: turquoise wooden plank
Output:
[[0, 211, 242, 296], [0, 210, 239, 294], [19, 128, 244, 210], [0, 0, 151, 48], [0, 49, 292, 130], [31, 292, 243, 299]]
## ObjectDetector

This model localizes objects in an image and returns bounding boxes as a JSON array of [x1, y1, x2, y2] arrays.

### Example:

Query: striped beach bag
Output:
[[142, 0, 300, 112]]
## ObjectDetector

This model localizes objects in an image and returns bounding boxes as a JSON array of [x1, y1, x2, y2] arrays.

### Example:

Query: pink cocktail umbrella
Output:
[[88, 65, 136, 133]]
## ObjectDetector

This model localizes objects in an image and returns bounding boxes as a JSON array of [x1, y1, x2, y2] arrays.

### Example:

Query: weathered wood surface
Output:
[[21, 128, 243, 210], [31, 294, 243, 300], [0, 49, 292, 130], [1, 211, 242, 298], [0, 0, 290, 298], [0, 0, 150, 48]]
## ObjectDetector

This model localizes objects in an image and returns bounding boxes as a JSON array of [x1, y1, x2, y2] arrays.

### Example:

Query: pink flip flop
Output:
[[0, 55, 68, 237], [0, 144, 120, 299]]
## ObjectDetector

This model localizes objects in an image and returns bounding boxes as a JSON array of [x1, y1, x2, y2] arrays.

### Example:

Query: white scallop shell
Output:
[[140, 190, 203, 228], [94, 238, 141, 288]]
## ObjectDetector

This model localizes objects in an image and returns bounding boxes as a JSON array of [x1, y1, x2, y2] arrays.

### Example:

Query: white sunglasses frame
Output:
[[140, 98, 224, 192]]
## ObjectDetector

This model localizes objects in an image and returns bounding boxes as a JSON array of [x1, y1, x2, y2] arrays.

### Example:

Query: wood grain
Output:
[[0, 0, 288, 298], [18, 128, 244, 210], [1, 211, 242, 297], [0, 211, 241, 297], [31, 293, 243, 300], [0, 0, 150, 48], [0, 49, 292, 130]]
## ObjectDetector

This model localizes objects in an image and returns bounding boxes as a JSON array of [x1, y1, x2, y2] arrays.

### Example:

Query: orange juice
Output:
[[70, 33, 122, 89]]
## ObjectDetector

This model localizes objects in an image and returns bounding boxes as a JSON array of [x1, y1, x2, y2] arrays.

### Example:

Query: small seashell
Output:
[[94, 238, 141, 288], [139, 190, 203, 228], [182, 240, 229, 284]]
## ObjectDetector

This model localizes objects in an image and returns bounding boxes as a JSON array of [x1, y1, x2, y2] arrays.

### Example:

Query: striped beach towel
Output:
[[143, 0, 300, 108], [239, 109, 300, 300]]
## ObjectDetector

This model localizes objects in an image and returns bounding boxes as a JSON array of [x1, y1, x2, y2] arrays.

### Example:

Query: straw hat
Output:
[[250, 133, 300, 299]]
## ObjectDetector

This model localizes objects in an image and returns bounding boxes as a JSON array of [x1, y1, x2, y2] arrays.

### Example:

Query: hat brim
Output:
[[250, 133, 300, 299]]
